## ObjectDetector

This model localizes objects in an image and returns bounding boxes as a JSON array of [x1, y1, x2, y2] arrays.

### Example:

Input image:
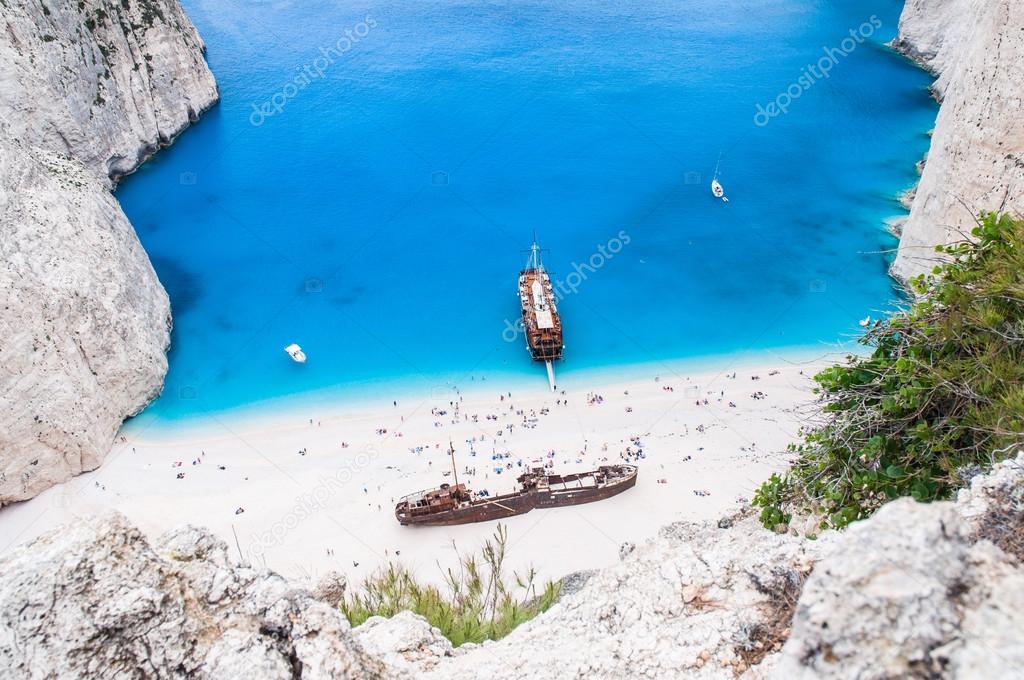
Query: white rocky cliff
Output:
[[0, 0, 218, 505], [0, 0, 218, 182], [0, 513, 389, 679], [891, 0, 1024, 280]]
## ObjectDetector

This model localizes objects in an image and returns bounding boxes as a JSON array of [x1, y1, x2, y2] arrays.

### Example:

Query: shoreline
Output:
[[0, 348, 842, 589], [127, 341, 857, 439]]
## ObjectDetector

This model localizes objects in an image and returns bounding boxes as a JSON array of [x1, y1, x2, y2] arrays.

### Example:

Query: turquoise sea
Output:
[[116, 0, 937, 422]]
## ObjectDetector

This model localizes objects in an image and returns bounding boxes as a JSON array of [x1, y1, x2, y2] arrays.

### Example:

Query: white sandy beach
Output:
[[0, 352, 838, 588]]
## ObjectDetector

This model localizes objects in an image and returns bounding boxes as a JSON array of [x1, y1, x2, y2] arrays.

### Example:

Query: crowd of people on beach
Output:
[[352, 373, 782, 514], [125, 367, 798, 581]]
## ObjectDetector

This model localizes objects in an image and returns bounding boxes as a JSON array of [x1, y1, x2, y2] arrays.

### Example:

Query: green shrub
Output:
[[341, 524, 561, 646], [754, 213, 1024, 530]]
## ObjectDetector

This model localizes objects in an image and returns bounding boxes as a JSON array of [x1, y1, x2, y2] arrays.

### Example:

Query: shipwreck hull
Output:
[[397, 491, 536, 526], [397, 466, 638, 527], [534, 473, 638, 510]]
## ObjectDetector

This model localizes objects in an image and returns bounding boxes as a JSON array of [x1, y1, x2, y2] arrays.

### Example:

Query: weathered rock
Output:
[[353, 611, 454, 676], [0, 0, 218, 505], [0, 139, 171, 505], [405, 513, 832, 679], [775, 495, 1024, 678], [0, 0, 218, 184], [0, 512, 390, 679], [313, 570, 349, 608], [559, 568, 598, 597], [891, 0, 1024, 280], [956, 451, 1024, 536]]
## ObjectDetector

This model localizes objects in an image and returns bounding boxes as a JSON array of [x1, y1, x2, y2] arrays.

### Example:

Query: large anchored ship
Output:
[[395, 442, 637, 527], [519, 239, 564, 390]]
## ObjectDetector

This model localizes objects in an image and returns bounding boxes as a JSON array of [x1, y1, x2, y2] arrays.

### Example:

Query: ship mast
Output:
[[523, 231, 550, 272], [529, 237, 542, 271], [449, 438, 460, 491]]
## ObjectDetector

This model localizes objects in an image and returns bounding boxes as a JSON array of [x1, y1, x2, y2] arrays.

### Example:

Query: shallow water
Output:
[[116, 0, 937, 421]]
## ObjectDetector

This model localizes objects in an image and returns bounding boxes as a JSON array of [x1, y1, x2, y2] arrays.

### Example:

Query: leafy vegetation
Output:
[[754, 213, 1024, 530], [341, 524, 561, 646]]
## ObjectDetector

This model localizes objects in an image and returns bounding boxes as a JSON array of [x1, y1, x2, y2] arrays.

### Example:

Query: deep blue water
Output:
[[117, 0, 937, 421]]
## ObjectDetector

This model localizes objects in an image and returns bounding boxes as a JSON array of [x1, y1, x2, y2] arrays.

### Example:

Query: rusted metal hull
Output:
[[396, 466, 638, 527]]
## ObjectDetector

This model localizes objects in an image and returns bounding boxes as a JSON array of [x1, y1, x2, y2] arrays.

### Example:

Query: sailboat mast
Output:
[[524, 231, 546, 272], [449, 438, 460, 490]]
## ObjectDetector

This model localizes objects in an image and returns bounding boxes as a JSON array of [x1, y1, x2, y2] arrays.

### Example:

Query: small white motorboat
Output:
[[284, 343, 307, 363]]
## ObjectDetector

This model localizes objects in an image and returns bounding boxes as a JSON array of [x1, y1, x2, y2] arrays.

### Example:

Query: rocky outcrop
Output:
[[0, 513, 389, 679], [775, 499, 1024, 678], [891, 0, 1024, 280], [0, 0, 218, 183], [0, 138, 172, 505], [353, 612, 455, 676], [408, 509, 829, 679], [0, 0, 218, 505]]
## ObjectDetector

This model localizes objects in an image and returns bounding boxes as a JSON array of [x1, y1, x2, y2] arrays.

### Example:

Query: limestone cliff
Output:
[[891, 0, 1024, 280], [0, 513, 389, 679], [0, 0, 217, 505], [0, 0, 218, 183]]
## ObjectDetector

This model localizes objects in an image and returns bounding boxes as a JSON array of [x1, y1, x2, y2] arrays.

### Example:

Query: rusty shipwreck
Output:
[[395, 444, 637, 527]]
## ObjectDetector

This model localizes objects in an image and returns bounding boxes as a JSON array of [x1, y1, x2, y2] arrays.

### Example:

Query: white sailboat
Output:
[[711, 153, 729, 202], [711, 178, 726, 200], [284, 343, 307, 363]]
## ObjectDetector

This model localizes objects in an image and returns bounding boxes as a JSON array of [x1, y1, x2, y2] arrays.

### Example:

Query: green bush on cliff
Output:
[[341, 524, 561, 646], [754, 213, 1024, 530]]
